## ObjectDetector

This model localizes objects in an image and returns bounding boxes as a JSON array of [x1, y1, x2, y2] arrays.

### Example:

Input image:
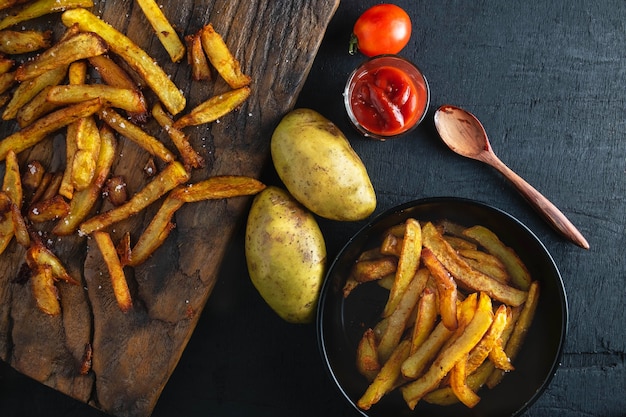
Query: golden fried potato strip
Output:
[[383, 218, 422, 317], [0, 29, 51, 55], [93, 230, 132, 312], [15, 32, 107, 81], [377, 268, 429, 363], [173, 86, 251, 129], [356, 328, 381, 382], [199, 23, 251, 88], [462, 225, 532, 290], [152, 102, 205, 170], [30, 265, 61, 316], [422, 247, 458, 330], [98, 107, 175, 163], [136, 0, 185, 62]]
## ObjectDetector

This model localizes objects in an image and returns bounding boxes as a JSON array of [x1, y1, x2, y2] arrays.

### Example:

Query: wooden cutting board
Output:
[[0, 1, 339, 416]]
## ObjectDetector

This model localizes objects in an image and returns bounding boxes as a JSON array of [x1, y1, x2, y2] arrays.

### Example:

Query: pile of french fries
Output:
[[344, 218, 540, 410], [0, 0, 264, 316]]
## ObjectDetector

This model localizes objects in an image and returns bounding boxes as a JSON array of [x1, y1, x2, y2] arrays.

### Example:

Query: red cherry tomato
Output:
[[350, 4, 412, 57]]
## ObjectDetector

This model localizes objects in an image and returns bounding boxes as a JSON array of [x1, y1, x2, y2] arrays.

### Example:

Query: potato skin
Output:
[[271, 108, 376, 221], [245, 186, 326, 324]]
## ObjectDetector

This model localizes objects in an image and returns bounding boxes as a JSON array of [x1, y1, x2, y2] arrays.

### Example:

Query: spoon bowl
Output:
[[433, 104, 589, 249]]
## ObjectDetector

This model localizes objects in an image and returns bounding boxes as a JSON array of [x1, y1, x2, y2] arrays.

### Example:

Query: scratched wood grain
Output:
[[0, 1, 339, 416]]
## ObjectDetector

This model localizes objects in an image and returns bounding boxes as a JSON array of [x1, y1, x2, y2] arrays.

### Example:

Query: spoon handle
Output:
[[482, 153, 589, 249]]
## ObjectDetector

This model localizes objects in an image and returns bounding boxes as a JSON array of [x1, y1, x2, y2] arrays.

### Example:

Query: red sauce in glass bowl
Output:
[[345, 55, 429, 140]]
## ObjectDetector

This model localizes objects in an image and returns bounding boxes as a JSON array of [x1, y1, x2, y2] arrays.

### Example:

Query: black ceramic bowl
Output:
[[317, 197, 567, 417]]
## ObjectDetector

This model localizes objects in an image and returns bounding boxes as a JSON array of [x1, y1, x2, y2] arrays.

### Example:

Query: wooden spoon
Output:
[[434, 104, 589, 249]]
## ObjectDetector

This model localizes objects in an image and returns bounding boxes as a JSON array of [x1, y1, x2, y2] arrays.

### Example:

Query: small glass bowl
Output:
[[344, 55, 430, 141]]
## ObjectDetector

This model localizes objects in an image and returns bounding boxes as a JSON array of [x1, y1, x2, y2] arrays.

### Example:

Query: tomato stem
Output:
[[348, 33, 359, 55]]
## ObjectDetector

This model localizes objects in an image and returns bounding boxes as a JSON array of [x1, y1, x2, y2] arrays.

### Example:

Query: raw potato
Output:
[[271, 108, 376, 221], [245, 186, 326, 324]]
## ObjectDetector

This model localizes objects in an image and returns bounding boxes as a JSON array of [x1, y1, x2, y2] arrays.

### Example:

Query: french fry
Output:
[[0, 0, 93, 30], [466, 304, 510, 374], [93, 230, 132, 312], [152, 102, 205, 170], [98, 107, 175, 163], [350, 256, 398, 283], [79, 161, 190, 235], [380, 232, 402, 256], [401, 320, 454, 380], [30, 265, 61, 316], [0, 29, 51, 54], [410, 287, 437, 354], [199, 23, 251, 89], [39, 172, 62, 202], [0, 71, 14, 95], [116, 231, 132, 266], [378, 268, 429, 363], [186, 32, 211, 81], [0, 193, 13, 254], [449, 353, 481, 408], [15, 32, 107, 81], [422, 247, 458, 330], [488, 335, 515, 372], [462, 225, 532, 290], [27, 195, 70, 223], [29, 172, 53, 207], [383, 218, 422, 317], [88, 55, 138, 90], [170, 175, 266, 203], [62, 8, 186, 115], [0, 56, 14, 74], [458, 247, 509, 284], [126, 195, 182, 267], [53, 124, 116, 236], [422, 222, 528, 307], [47, 84, 148, 115], [400, 293, 494, 410], [3, 64, 67, 120], [356, 328, 381, 381], [26, 240, 79, 285], [443, 235, 478, 251], [70, 115, 101, 190], [22, 160, 45, 197], [135, 0, 185, 62], [173, 86, 251, 129], [3, 149, 22, 206], [57, 60, 88, 199], [0, 98, 102, 160], [10, 202, 30, 247], [0, 149, 22, 253], [357, 339, 411, 411]]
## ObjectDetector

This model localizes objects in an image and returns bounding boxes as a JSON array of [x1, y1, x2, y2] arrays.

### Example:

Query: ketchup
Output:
[[345, 56, 429, 139]]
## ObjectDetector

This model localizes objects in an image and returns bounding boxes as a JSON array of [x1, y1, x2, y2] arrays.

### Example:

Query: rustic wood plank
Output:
[[0, 1, 339, 416]]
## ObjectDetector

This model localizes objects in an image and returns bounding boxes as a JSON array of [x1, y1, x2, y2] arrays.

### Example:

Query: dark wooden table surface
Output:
[[2, 0, 625, 416]]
